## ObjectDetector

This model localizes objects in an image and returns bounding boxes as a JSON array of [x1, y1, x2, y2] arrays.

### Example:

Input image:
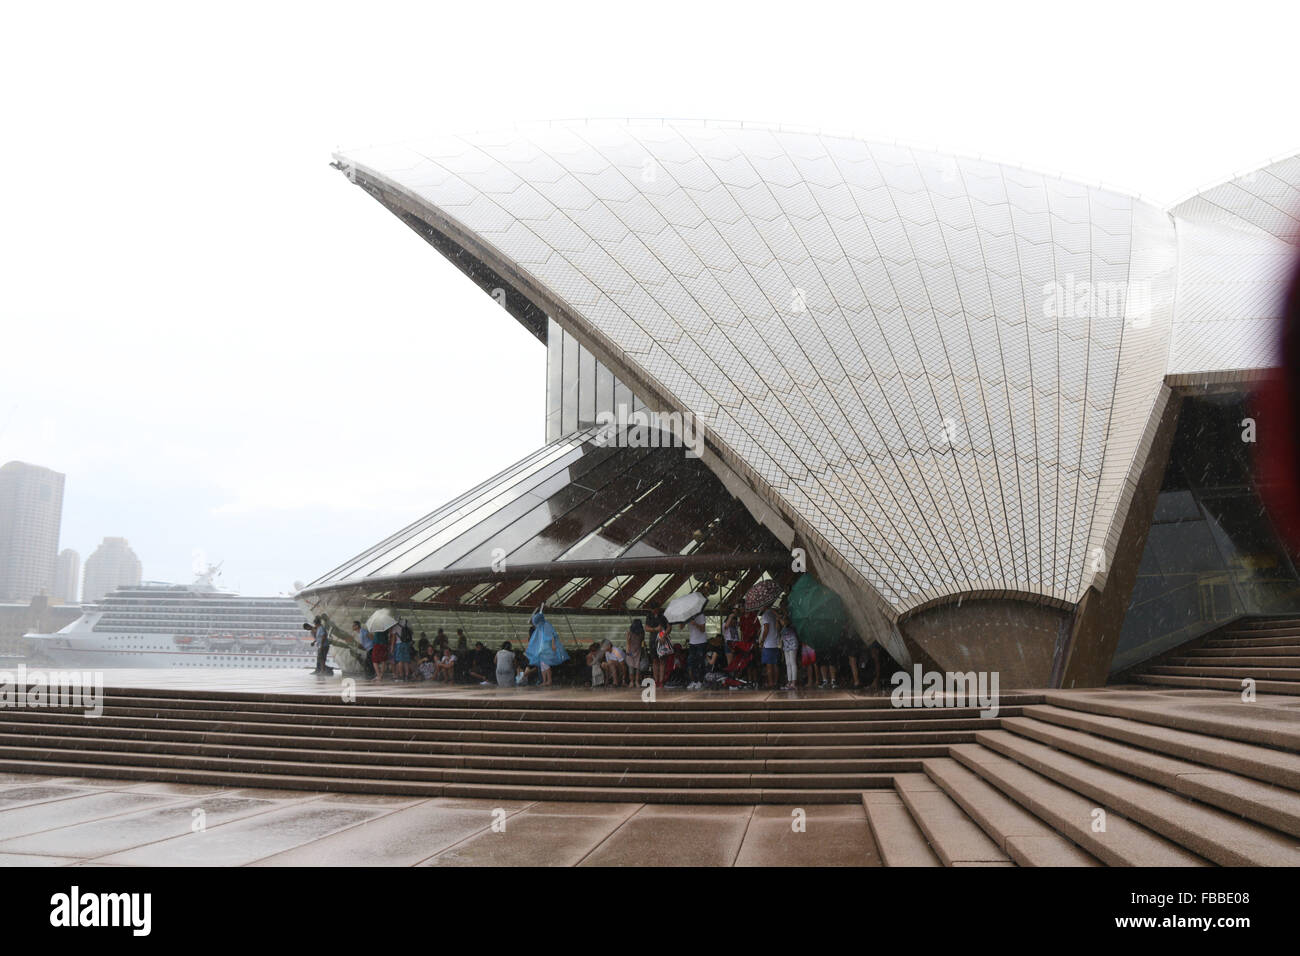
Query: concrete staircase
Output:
[[4, 682, 1298, 865], [1128, 617, 1300, 694], [0, 687, 1030, 805], [863, 691, 1300, 866]]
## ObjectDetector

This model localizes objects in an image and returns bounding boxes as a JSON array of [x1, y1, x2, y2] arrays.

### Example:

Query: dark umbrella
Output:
[[742, 578, 781, 612], [786, 574, 849, 651]]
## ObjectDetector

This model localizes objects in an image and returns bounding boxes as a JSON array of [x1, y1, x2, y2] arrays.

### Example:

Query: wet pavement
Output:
[[0, 771, 878, 867]]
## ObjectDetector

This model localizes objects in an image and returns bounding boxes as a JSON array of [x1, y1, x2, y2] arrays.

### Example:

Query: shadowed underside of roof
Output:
[[301, 427, 791, 615]]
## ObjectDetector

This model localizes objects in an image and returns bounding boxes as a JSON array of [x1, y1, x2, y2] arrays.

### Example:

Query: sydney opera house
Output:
[[299, 120, 1300, 689]]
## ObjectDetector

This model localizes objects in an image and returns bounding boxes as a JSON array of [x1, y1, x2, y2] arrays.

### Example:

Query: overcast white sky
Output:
[[1, 0, 1296, 597]]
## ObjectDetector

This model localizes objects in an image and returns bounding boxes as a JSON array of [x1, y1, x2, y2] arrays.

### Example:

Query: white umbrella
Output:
[[364, 609, 398, 633], [664, 591, 707, 624]]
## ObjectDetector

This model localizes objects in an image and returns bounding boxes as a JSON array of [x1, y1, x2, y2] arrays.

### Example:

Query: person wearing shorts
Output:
[[393, 635, 414, 680], [600, 640, 626, 687], [801, 642, 817, 689], [371, 630, 391, 680]]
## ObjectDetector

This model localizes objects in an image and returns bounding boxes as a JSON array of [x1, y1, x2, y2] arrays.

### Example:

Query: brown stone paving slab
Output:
[[427, 796, 536, 811], [625, 802, 747, 818], [124, 782, 235, 796], [422, 807, 636, 866], [0, 773, 53, 784], [733, 804, 876, 866], [313, 792, 427, 808], [0, 852, 81, 866], [45, 777, 143, 789], [0, 795, 281, 858], [0, 785, 94, 810], [578, 804, 751, 866], [0, 790, 186, 840], [251, 800, 526, 866], [94, 804, 387, 866], [220, 787, 331, 801], [517, 801, 640, 816]]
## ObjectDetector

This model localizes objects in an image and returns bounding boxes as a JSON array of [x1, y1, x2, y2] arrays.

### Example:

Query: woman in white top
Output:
[[759, 607, 781, 688], [600, 639, 627, 687]]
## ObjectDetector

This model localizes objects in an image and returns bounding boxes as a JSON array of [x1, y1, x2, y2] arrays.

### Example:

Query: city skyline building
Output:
[[53, 548, 80, 604], [0, 461, 66, 603], [82, 536, 143, 604]]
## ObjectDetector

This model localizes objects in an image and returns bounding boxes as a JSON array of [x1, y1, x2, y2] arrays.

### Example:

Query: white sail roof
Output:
[[335, 121, 1290, 621]]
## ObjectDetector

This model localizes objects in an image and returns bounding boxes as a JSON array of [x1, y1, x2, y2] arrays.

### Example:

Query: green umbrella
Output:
[[787, 574, 849, 651]]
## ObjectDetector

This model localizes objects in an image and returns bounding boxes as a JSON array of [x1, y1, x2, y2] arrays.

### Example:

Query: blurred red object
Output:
[[1254, 259, 1300, 549]]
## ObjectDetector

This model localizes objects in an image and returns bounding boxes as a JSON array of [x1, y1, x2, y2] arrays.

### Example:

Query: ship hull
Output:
[[24, 634, 336, 670]]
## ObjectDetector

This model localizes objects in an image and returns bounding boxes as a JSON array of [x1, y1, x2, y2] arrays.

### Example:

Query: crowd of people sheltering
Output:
[[320, 577, 888, 692]]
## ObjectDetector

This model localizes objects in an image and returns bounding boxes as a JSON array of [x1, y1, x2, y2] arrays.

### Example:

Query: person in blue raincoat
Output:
[[525, 605, 569, 686]]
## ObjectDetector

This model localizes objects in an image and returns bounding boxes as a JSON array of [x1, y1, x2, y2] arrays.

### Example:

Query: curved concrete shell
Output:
[[325, 121, 1294, 684]]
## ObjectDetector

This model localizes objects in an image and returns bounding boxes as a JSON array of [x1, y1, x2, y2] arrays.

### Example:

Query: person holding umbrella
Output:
[[683, 611, 710, 689], [663, 591, 708, 690], [742, 579, 783, 688]]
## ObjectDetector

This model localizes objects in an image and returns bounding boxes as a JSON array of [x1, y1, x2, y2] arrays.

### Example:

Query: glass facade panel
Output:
[[546, 317, 564, 442], [544, 322, 646, 443], [1112, 392, 1300, 672]]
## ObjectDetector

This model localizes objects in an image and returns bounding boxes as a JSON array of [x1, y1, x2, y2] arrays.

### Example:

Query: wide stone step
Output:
[[15, 704, 1007, 736], [892, 772, 1012, 866], [948, 743, 1206, 866], [922, 757, 1099, 866], [90, 688, 1044, 715], [1164, 656, 1300, 669], [1204, 635, 1300, 647], [0, 713, 981, 749], [1181, 645, 1300, 658], [91, 697, 956, 723], [0, 730, 928, 776], [1042, 690, 1300, 751], [13, 709, 991, 736], [1134, 674, 1300, 695], [0, 717, 956, 760], [861, 791, 941, 866], [1023, 704, 1300, 791], [975, 729, 1300, 865], [999, 717, 1300, 838], [0, 755, 864, 804], [1146, 664, 1300, 681], [0, 742, 893, 796]]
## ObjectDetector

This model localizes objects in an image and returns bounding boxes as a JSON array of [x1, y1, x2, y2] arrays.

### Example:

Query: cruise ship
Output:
[[23, 569, 334, 669]]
